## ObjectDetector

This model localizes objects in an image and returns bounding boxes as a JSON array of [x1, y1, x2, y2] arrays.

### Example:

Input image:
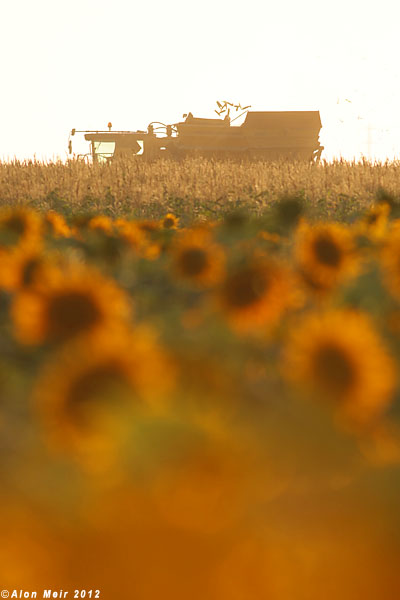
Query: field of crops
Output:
[[2, 156, 400, 221], [1, 158, 400, 599]]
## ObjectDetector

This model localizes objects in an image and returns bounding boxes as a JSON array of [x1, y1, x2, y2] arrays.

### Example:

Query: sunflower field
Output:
[[1, 183, 400, 599]]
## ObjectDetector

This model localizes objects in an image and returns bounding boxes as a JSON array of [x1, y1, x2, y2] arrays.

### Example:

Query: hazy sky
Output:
[[1, 0, 400, 161]]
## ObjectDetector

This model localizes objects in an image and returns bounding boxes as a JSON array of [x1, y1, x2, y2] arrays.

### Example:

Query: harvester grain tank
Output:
[[69, 105, 323, 162]]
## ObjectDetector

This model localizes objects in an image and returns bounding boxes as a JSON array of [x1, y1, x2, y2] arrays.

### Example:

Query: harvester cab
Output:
[[68, 102, 324, 163]]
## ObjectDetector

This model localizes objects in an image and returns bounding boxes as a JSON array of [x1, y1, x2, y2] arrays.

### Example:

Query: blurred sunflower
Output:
[[258, 230, 281, 245], [0, 207, 42, 250], [88, 215, 114, 234], [295, 221, 360, 293], [170, 227, 225, 287], [147, 419, 251, 534], [0, 208, 44, 289], [70, 214, 92, 230], [0, 248, 55, 292], [11, 264, 131, 345], [136, 219, 160, 234], [354, 202, 390, 243], [43, 211, 73, 238], [115, 218, 145, 247], [385, 309, 400, 336], [283, 310, 396, 426], [115, 219, 160, 259], [361, 421, 400, 466], [172, 348, 243, 419], [218, 257, 299, 332], [380, 227, 400, 301], [160, 213, 179, 229], [33, 325, 174, 461]]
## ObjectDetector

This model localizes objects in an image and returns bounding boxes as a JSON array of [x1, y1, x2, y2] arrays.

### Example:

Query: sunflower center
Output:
[[313, 235, 342, 267], [224, 267, 270, 308], [47, 291, 101, 340], [366, 212, 378, 225], [21, 258, 41, 287], [66, 362, 131, 425], [163, 217, 175, 229], [0, 215, 27, 247], [313, 343, 355, 396], [179, 247, 208, 276], [4, 215, 26, 235]]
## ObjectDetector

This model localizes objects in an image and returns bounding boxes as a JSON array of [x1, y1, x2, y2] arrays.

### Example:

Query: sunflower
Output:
[[218, 256, 300, 332], [170, 227, 225, 287], [115, 218, 146, 247], [160, 213, 179, 229], [149, 443, 246, 534], [88, 215, 114, 234], [136, 219, 160, 234], [0, 208, 43, 288], [0, 248, 55, 292], [43, 211, 73, 238], [70, 214, 93, 230], [295, 221, 360, 293], [361, 421, 400, 466], [380, 226, 400, 301], [11, 263, 131, 345], [354, 202, 390, 243], [146, 413, 251, 534], [33, 325, 174, 460], [258, 230, 281, 245], [0, 207, 42, 251], [282, 310, 396, 426], [114, 219, 160, 260]]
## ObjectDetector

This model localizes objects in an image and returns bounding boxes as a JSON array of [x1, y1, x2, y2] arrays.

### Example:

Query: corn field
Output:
[[2, 156, 400, 221]]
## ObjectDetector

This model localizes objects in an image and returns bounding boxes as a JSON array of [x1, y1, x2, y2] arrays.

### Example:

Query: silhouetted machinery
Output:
[[68, 102, 324, 163]]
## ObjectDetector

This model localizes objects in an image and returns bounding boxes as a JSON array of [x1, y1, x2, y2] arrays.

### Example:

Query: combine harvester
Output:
[[68, 101, 324, 163]]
